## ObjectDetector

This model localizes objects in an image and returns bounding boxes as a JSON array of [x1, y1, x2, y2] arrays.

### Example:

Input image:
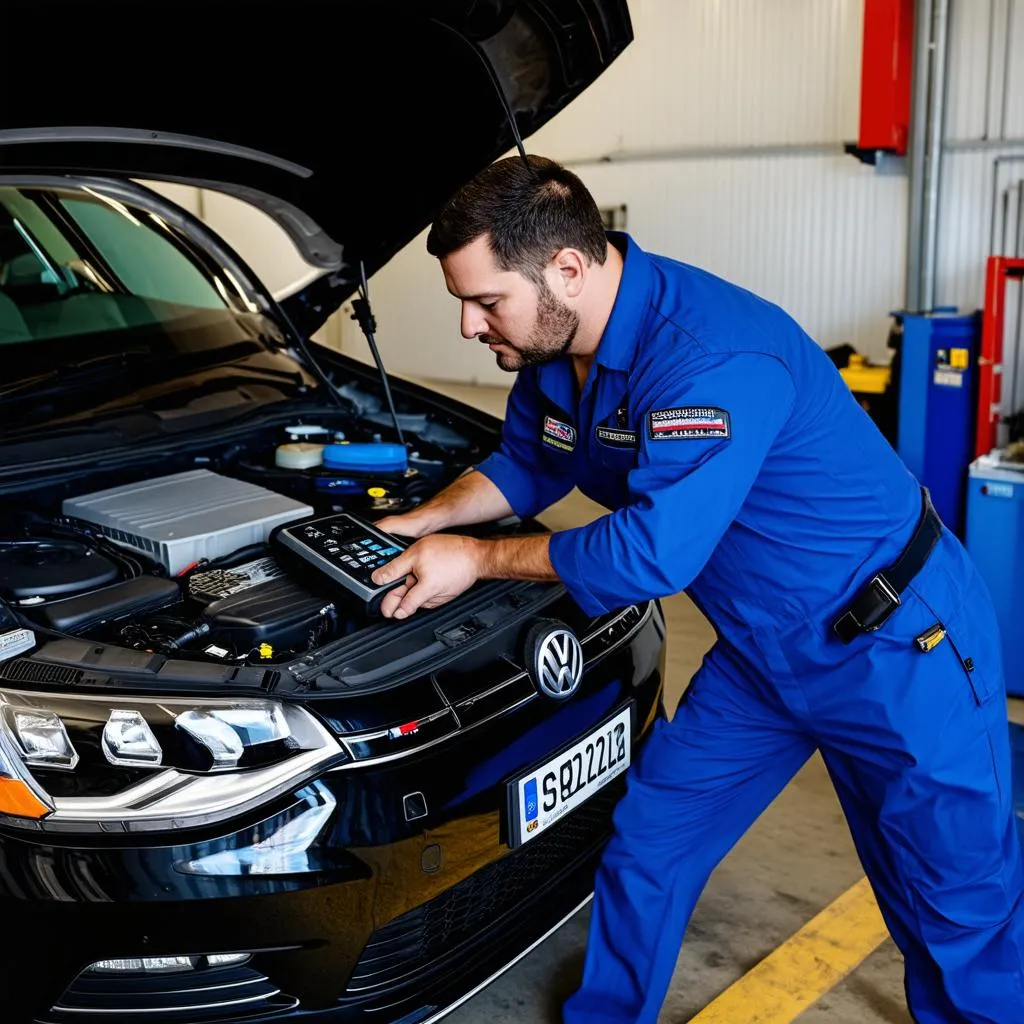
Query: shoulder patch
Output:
[[648, 406, 730, 441], [543, 415, 577, 452]]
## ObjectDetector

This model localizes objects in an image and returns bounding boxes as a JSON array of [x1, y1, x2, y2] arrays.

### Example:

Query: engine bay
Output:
[[0, 398, 496, 668]]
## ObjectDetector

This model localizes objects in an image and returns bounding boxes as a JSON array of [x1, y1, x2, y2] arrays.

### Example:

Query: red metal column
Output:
[[976, 256, 1024, 458], [859, 0, 915, 154]]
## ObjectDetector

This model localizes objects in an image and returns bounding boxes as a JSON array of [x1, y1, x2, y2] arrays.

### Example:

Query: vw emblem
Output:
[[531, 625, 583, 701]]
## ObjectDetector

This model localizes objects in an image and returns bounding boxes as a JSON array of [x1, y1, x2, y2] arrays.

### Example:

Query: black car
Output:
[[0, 4, 665, 1022]]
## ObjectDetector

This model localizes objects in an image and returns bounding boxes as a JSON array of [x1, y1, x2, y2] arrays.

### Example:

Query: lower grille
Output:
[[346, 777, 625, 994], [37, 963, 299, 1024]]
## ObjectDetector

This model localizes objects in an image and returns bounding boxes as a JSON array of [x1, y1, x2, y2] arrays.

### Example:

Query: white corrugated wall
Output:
[[567, 154, 904, 361], [524, 0, 861, 153], [945, 0, 1024, 142], [938, 0, 1024, 425], [939, 0, 1024, 302]]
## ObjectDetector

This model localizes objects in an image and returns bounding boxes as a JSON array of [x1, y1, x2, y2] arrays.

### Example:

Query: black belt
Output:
[[831, 489, 943, 645]]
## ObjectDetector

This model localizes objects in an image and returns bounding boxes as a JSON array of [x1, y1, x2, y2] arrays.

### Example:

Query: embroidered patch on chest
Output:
[[595, 425, 639, 448], [647, 406, 731, 440], [543, 415, 577, 452]]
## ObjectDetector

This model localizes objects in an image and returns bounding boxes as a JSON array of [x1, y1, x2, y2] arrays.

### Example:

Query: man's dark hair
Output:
[[426, 155, 607, 283]]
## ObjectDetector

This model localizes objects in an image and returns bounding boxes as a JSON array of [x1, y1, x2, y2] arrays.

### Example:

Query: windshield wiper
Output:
[[0, 349, 156, 403], [0, 343, 312, 404]]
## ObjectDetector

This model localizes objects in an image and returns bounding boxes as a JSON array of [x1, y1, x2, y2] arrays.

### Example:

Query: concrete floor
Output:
[[412, 378, 1022, 1024]]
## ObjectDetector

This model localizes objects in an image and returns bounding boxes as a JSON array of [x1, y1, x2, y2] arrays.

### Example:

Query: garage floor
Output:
[[412, 378, 1024, 1024]]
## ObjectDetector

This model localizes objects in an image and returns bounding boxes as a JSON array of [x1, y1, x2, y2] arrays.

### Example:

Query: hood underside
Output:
[[0, 1, 631, 283]]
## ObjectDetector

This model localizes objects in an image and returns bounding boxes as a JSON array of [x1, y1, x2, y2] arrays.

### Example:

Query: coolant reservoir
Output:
[[322, 442, 408, 474]]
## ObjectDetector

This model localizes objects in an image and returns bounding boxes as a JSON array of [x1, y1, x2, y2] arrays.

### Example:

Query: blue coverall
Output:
[[475, 233, 1024, 1023]]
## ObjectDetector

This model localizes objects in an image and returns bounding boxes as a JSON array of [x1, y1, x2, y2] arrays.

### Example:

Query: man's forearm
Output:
[[405, 469, 516, 533], [475, 533, 558, 582]]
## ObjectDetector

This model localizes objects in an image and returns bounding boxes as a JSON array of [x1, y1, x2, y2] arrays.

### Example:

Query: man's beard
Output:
[[483, 282, 579, 372]]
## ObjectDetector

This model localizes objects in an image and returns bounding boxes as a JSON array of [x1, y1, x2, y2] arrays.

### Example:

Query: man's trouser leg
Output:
[[815, 570, 1024, 1023], [562, 644, 815, 1024]]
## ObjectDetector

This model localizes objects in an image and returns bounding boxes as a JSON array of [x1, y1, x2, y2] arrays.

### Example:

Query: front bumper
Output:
[[0, 603, 666, 1024]]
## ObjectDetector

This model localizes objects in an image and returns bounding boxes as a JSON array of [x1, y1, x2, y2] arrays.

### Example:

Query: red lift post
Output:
[[858, 0, 915, 155], [976, 257, 1024, 459]]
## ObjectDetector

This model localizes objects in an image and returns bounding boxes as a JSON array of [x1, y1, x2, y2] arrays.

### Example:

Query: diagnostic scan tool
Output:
[[271, 513, 407, 615]]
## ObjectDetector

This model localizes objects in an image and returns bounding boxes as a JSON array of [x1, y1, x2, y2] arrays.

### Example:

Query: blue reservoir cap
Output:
[[322, 442, 408, 473]]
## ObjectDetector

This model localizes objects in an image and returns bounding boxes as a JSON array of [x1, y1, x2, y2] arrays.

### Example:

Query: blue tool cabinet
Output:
[[897, 309, 981, 536], [966, 452, 1024, 697]]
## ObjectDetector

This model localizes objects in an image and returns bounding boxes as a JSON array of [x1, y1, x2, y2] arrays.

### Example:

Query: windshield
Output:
[[0, 184, 268, 349], [0, 184, 320, 437]]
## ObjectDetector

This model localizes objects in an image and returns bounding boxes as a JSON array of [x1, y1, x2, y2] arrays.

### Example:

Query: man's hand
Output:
[[371, 534, 484, 620], [374, 511, 435, 540], [371, 532, 557, 621]]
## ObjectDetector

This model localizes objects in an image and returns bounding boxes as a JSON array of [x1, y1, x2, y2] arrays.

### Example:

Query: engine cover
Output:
[[63, 470, 313, 575], [202, 576, 332, 652]]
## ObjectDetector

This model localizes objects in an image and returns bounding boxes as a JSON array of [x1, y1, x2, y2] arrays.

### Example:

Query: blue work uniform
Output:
[[475, 233, 1024, 1023]]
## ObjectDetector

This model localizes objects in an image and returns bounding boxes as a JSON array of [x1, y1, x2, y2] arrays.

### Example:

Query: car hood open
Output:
[[0, 0, 630, 317]]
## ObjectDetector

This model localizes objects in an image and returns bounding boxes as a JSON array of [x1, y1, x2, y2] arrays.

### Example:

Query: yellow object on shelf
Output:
[[840, 354, 891, 395]]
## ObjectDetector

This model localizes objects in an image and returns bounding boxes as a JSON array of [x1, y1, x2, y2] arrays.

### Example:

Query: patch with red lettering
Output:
[[647, 406, 730, 440], [542, 415, 577, 452]]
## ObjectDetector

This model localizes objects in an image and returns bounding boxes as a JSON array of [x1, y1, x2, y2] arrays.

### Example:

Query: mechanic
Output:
[[370, 154, 1024, 1023]]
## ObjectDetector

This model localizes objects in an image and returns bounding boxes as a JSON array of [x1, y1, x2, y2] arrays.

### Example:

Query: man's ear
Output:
[[549, 247, 587, 300]]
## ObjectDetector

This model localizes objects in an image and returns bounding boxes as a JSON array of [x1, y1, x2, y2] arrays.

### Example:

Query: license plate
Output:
[[507, 705, 632, 848]]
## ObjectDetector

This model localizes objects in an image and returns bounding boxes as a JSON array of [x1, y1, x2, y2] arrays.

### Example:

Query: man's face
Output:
[[441, 235, 579, 372]]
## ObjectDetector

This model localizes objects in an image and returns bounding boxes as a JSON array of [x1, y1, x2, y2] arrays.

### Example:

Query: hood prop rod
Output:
[[429, 17, 529, 166], [351, 260, 405, 447]]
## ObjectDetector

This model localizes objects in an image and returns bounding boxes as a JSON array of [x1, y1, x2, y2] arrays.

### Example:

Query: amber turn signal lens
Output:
[[0, 777, 51, 819]]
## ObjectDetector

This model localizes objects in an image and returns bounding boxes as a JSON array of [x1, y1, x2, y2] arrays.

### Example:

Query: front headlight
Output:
[[0, 689, 347, 834], [6, 707, 79, 770]]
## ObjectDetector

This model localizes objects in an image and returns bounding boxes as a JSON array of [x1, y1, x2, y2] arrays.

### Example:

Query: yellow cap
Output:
[[258, 643, 274, 659], [367, 486, 387, 498]]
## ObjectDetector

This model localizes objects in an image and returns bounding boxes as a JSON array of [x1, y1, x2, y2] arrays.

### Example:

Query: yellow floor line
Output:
[[688, 877, 891, 1024]]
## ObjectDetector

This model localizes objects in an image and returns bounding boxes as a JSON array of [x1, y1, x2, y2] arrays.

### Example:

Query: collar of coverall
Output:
[[591, 231, 653, 372]]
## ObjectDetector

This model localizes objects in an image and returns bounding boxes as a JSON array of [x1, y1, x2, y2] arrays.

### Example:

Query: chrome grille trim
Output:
[[336, 705, 455, 745], [47, 991, 292, 1016], [39, 964, 299, 1021], [330, 602, 653, 770]]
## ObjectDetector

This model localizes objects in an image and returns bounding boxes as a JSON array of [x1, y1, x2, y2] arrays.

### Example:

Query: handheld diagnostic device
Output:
[[271, 513, 408, 615]]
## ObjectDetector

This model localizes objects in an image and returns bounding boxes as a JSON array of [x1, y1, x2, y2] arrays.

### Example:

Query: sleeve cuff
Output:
[[548, 527, 612, 617]]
